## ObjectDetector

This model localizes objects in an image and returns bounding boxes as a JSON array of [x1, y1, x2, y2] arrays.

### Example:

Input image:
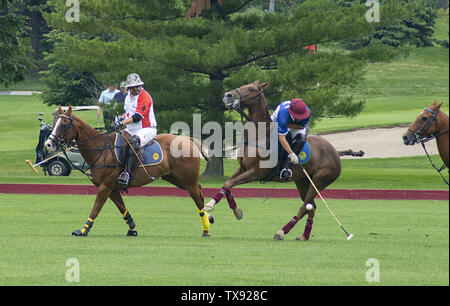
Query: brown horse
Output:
[[44, 105, 211, 237], [204, 81, 343, 241], [402, 101, 449, 180]]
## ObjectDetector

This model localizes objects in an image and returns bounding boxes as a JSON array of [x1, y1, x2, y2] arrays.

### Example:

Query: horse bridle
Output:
[[232, 87, 264, 123], [48, 114, 79, 147], [408, 108, 447, 143]]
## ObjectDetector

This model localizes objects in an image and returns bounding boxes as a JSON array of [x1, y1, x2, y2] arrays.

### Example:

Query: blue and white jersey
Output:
[[270, 100, 310, 135]]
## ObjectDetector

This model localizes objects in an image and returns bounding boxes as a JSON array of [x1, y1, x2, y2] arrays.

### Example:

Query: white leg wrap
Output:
[[204, 199, 216, 212]]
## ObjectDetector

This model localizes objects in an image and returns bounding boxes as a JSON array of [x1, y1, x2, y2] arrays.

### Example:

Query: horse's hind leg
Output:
[[274, 179, 312, 240], [186, 184, 211, 237], [294, 180, 319, 241], [109, 190, 137, 236], [275, 170, 333, 241], [296, 169, 335, 241]]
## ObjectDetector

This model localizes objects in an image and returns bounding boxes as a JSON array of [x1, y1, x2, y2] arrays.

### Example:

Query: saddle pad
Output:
[[114, 134, 163, 167], [298, 141, 311, 164]]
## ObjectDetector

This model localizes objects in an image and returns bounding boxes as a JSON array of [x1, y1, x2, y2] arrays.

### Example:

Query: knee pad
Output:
[[293, 133, 305, 144], [292, 134, 306, 154]]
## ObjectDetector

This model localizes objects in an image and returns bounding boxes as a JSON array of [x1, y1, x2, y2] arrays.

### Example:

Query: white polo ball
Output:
[[305, 203, 313, 211]]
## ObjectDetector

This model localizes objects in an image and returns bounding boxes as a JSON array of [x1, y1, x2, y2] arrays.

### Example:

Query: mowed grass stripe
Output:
[[0, 194, 448, 286]]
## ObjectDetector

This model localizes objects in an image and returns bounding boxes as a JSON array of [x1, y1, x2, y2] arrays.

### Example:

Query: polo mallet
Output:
[[26, 146, 76, 174], [118, 130, 156, 181], [300, 164, 353, 240]]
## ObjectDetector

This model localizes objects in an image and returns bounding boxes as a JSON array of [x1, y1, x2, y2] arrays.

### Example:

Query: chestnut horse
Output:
[[44, 105, 211, 237], [402, 101, 449, 183], [204, 81, 343, 241]]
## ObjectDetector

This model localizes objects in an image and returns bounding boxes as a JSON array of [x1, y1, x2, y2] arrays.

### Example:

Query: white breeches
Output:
[[125, 127, 157, 147], [287, 126, 308, 138]]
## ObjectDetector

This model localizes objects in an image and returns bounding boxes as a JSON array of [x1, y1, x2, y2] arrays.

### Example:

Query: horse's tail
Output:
[[191, 137, 210, 161], [338, 149, 365, 157]]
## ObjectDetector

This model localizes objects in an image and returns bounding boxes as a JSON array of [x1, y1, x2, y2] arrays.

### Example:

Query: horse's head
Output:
[[403, 101, 443, 145], [44, 105, 78, 152], [223, 80, 269, 111]]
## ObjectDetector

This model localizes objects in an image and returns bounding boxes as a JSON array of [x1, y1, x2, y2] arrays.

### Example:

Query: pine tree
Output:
[[43, 0, 402, 175]]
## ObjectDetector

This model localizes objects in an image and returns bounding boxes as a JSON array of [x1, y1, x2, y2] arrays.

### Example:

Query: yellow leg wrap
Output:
[[122, 209, 128, 218], [198, 208, 210, 232]]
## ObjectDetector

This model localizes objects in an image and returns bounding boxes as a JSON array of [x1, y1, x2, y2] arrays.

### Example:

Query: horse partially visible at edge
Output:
[[44, 105, 212, 237], [402, 101, 449, 182]]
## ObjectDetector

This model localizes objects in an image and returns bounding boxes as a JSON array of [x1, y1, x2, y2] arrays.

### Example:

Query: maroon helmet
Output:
[[289, 99, 310, 120]]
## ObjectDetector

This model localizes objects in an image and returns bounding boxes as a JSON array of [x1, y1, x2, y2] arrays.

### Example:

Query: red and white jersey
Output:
[[124, 89, 157, 131]]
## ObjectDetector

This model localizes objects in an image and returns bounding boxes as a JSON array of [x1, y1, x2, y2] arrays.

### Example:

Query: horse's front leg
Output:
[[72, 184, 111, 236], [205, 168, 257, 220], [204, 166, 244, 213]]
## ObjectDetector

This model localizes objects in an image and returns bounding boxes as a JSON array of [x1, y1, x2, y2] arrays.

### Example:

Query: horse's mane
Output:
[[257, 93, 272, 122], [72, 113, 99, 131], [71, 113, 105, 141]]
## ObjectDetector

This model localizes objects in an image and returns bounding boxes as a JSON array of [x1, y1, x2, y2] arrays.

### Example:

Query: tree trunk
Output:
[[268, 0, 275, 12], [202, 156, 224, 177], [1, 0, 8, 15], [439, 0, 447, 9], [28, 9, 41, 61], [202, 76, 225, 177]]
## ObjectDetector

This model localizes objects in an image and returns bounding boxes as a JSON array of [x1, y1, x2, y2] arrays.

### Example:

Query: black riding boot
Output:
[[118, 136, 141, 188], [279, 152, 292, 180], [279, 134, 292, 180], [279, 134, 306, 181]]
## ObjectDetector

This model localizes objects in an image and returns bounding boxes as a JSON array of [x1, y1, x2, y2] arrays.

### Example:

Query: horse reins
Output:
[[117, 129, 156, 181], [52, 113, 156, 182], [51, 114, 123, 179], [420, 141, 449, 185]]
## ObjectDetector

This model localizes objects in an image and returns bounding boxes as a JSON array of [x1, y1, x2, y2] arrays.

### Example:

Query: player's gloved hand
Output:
[[110, 118, 123, 131], [288, 153, 299, 165]]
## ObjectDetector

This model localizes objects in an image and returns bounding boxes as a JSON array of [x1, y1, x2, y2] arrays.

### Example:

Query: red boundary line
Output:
[[0, 184, 448, 200]]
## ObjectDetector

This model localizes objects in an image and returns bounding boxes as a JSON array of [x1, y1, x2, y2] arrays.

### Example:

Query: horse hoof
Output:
[[202, 231, 211, 237], [234, 208, 243, 220], [208, 213, 215, 224], [72, 229, 85, 237], [127, 229, 138, 237], [273, 230, 284, 240], [296, 235, 308, 241]]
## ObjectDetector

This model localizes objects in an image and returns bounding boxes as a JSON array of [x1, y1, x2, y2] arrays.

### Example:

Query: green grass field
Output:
[[313, 46, 449, 133], [0, 20, 448, 287], [2, 155, 448, 190], [0, 194, 448, 286]]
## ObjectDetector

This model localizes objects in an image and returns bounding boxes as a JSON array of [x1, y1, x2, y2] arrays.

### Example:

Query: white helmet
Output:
[[126, 73, 144, 87]]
